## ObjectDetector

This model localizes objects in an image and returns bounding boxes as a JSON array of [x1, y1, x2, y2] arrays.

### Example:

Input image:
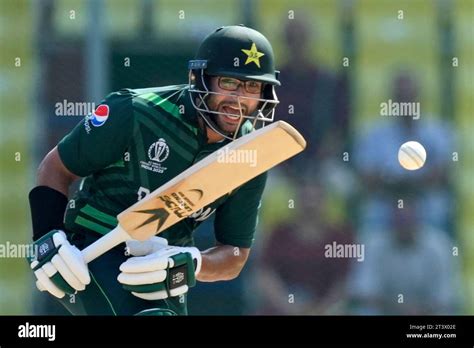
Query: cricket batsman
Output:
[[27, 25, 280, 315]]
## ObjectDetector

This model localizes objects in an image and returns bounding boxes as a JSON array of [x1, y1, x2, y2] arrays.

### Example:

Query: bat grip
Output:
[[82, 224, 130, 263]]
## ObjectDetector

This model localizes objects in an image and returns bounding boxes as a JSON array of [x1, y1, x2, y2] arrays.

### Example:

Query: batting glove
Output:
[[27, 230, 90, 299], [118, 237, 201, 300]]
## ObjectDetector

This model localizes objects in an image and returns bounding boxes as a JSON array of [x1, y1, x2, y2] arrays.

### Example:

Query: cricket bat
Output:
[[82, 120, 306, 263]]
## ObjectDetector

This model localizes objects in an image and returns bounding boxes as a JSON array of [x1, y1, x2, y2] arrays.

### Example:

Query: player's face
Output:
[[207, 76, 262, 133]]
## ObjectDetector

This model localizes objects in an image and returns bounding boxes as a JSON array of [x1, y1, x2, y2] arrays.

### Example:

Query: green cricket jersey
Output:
[[58, 85, 267, 248]]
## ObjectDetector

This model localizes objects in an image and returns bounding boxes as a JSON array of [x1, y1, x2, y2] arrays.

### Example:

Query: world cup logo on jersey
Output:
[[148, 138, 170, 163]]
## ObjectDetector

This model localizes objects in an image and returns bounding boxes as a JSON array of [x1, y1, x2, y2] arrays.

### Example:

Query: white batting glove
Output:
[[118, 239, 201, 301], [29, 230, 90, 299], [125, 236, 169, 256]]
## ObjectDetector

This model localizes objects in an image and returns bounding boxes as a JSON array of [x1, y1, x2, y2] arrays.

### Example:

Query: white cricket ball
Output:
[[398, 141, 427, 170]]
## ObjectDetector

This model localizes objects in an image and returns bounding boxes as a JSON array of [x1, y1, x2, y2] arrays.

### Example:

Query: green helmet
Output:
[[193, 25, 280, 85], [188, 25, 280, 140]]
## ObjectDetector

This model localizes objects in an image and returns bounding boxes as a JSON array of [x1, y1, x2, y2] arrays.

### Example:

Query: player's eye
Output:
[[219, 78, 240, 90], [245, 81, 262, 94]]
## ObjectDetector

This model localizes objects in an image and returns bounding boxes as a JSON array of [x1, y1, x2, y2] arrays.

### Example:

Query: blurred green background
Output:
[[0, 0, 472, 315]]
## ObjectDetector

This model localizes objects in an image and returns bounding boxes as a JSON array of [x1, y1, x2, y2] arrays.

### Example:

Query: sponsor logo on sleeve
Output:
[[89, 104, 110, 127]]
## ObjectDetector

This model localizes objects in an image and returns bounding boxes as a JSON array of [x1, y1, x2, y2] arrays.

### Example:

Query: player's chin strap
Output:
[[188, 62, 279, 141]]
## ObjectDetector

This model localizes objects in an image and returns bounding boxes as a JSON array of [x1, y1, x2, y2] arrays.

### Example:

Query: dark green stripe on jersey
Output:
[[137, 91, 198, 136], [133, 106, 196, 162], [133, 95, 199, 150], [81, 204, 117, 227], [75, 216, 111, 235]]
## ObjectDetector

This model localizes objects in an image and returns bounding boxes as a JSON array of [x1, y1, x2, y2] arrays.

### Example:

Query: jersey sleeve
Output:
[[214, 172, 267, 248], [57, 90, 135, 177]]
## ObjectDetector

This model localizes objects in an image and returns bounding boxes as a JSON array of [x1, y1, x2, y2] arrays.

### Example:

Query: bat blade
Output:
[[82, 121, 306, 263]]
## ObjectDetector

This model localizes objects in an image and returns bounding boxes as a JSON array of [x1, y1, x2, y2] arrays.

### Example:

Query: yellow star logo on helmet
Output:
[[241, 43, 265, 68]]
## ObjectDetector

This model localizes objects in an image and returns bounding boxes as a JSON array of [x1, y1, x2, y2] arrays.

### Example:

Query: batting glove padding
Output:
[[125, 236, 169, 256], [28, 230, 90, 299], [118, 244, 201, 301]]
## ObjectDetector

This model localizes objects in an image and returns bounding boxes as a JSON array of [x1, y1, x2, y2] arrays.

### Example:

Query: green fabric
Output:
[[171, 252, 190, 267], [138, 92, 182, 117], [58, 89, 135, 177], [122, 282, 167, 294], [184, 253, 196, 287], [50, 272, 75, 294], [214, 172, 267, 248], [80, 204, 117, 226], [74, 216, 111, 235]]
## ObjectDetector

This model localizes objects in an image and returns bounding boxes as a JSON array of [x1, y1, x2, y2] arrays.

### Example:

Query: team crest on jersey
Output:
[[89, 104, 110, 127], [140, 138, 169, 173]]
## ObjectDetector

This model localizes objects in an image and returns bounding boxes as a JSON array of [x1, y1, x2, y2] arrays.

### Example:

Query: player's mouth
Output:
[[220, 105, 245, 123]]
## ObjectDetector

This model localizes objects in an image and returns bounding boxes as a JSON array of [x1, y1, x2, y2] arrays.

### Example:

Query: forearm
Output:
[[197, 245, 249, 282], [29, 147, 80, 240], [37, 147, 79, 195]]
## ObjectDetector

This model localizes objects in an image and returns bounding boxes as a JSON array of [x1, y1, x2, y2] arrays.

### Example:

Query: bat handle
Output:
[[82, 224, 130, 263]]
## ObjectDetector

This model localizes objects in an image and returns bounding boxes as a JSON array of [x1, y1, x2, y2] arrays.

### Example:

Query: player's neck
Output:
[[206, 128, 226, 143], [198, 117, 226, 144]]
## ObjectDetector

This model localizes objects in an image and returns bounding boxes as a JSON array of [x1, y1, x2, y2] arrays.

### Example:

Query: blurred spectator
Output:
[[276, 16, 350, 176], [347, 201, 461, 315], [353, 71, 456, 233], [253, 180, 354, 315]]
